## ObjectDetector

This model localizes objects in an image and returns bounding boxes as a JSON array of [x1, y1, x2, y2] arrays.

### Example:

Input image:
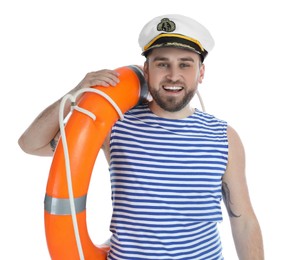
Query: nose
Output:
[[166, 66, 181, 82]]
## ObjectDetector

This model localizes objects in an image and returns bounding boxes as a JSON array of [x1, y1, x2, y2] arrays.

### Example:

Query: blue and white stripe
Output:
[[108, 104, 228, 260]]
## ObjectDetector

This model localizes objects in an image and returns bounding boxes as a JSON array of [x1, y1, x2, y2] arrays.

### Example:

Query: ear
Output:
[[198, 63, 205, 84], [143, 61, 148, 80]]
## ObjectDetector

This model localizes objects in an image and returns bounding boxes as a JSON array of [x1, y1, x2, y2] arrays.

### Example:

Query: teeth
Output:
[[163, 86, 183, 90]]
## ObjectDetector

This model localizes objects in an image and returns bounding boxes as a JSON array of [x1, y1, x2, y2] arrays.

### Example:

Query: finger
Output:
[[88, 70, 120, 87]]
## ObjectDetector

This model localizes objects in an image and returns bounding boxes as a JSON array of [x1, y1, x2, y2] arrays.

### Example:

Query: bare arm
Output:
[[222, 126, 264, 259], [18, 69, 120, 156]]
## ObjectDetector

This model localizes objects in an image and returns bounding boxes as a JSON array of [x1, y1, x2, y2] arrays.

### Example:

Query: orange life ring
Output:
[[44, 65, 148, 259]]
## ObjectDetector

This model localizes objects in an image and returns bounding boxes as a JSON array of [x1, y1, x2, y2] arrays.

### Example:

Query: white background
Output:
[[1, 0, 286, 259]]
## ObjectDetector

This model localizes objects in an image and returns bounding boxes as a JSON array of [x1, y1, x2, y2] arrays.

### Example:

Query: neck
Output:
[[148, 101, 194, 119]]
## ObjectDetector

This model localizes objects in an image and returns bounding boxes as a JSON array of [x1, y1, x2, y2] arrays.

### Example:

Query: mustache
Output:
[[160, 79, 184, 85]]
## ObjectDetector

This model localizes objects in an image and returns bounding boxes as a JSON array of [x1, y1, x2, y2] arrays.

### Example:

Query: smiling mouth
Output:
[[163, 86, 184, 92]]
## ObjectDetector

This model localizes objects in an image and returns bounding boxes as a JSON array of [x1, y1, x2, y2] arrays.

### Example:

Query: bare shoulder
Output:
[[227, 125, 244, 148], [223, 125, 251, 217], [226, 125, 245, 166]]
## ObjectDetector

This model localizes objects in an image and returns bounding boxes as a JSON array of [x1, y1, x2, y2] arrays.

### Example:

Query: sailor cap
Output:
[[138, 14, 215, 61]]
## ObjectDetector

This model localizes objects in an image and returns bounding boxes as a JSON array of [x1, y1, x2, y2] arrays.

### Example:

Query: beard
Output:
[[148, 82, 197, 112]]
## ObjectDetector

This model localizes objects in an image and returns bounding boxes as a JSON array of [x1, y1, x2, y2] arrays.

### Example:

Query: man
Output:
[[18, 14, 264, 259]]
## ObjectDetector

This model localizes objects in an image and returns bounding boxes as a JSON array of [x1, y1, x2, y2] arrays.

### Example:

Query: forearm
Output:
[[18, 69, 120, 156], [231, 217, 264, 260], [18, 78, 89, 156], [18, 98, 70, 156]]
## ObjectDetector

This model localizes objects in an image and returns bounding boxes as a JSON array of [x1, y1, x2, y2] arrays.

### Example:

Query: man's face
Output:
[[144, 47, 205, 114]]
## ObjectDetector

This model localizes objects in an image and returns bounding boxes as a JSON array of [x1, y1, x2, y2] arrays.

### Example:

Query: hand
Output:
[[71, 69, 120, 95]]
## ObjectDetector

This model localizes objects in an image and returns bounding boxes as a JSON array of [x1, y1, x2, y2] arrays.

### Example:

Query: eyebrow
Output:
[[152, 56, 195, 62]]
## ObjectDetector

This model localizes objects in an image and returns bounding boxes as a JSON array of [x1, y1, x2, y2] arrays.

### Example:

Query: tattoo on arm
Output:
[[50, 138, 57, 152], [50, 131, 60, 152], [222, 182, 241, 218]]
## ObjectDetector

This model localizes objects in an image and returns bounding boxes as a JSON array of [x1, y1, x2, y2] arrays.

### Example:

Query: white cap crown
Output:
[[138, 14, 215, 61]]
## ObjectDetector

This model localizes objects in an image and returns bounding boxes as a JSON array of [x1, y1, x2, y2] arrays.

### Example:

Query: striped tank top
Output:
[[108, 104, 228, 260]]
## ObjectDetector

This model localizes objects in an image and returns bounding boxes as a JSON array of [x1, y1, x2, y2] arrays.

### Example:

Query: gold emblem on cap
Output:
[[157, 18, 176, 32]]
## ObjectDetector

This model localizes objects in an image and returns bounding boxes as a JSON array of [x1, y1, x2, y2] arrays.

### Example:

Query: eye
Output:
[[156, 62, 169, 68], [179, 63, 191, 68]]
